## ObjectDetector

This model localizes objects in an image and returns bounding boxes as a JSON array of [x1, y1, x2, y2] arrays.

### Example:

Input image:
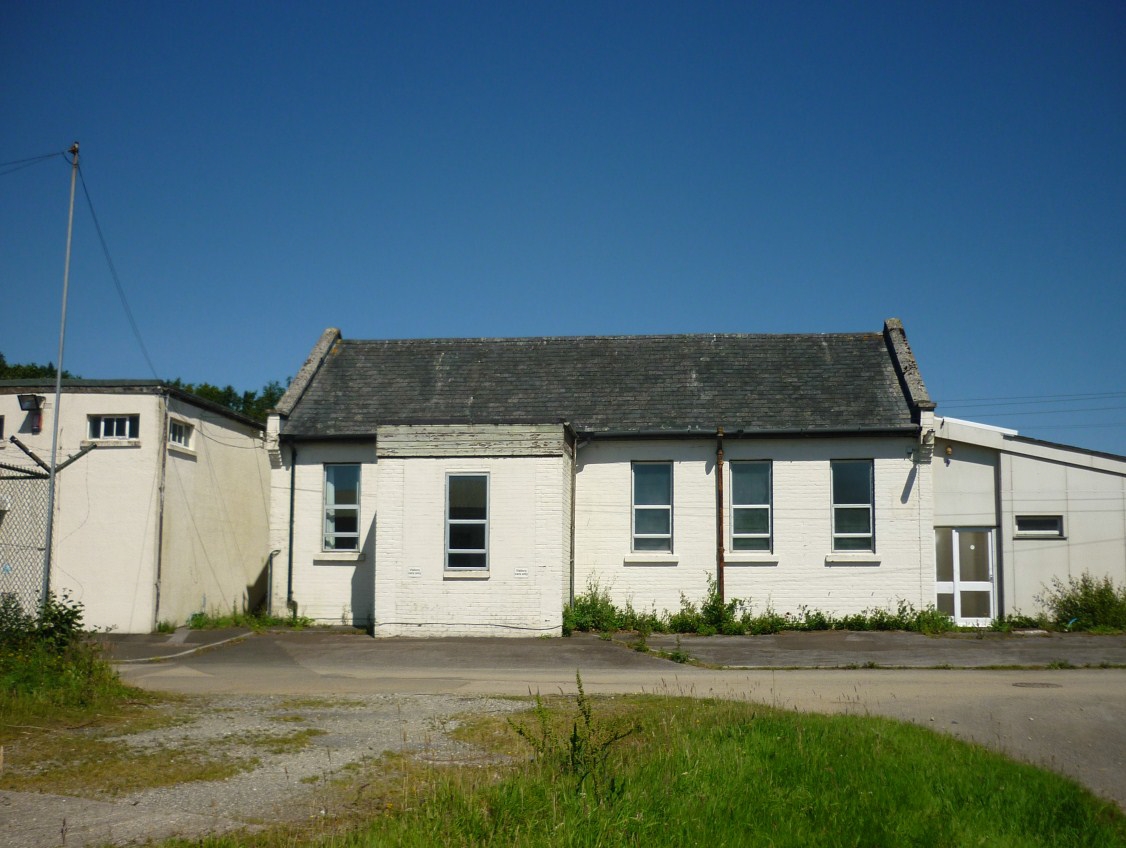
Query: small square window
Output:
[[88, 414, 139, 440], [1015, 515, 1064, 538], [168, 419, 193, 449]]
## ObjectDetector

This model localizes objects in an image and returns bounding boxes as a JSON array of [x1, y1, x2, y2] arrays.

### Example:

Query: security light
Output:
[[17, 394, 45, 411]]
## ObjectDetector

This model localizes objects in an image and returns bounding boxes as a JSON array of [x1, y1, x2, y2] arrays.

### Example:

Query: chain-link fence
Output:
[[0, 473, 48, 615]]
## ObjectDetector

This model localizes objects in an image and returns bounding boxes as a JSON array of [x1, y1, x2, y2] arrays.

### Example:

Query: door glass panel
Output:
[[960, 591, 991, 618], [937, 592, 955, 616], [935, 529, 953, 582], [958, 531, 990, 582]]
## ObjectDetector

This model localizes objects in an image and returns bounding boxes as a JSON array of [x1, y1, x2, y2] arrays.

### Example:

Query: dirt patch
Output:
[[0, 693, 527, 848]]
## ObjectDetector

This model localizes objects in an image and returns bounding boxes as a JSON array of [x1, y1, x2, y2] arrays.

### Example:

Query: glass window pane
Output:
[[634, 536, 671, 552], [635, 508, 670, 535], [734, 507, 768, 534], [449, 523, 486, 551], [732, 463, 769, 505], [448, 552, 486, 569], [634, 464, 671, 505], [733, 536, 770, 551], [937, 592, 955, 616], [958, 531, 991, 582], [834, 536, 872, 551], [1016, 516, 1062, 535], [449, 476, 487, 519], [833, 461, 871, 504], [935, 528, 954, 582], [328, 509, 358, 535], [960, 591, 991, 618], [326, 466, 359, 506], [835, 507, 871, 534]]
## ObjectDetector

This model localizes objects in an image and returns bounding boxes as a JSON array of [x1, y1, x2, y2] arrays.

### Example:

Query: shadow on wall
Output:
[[350, 513, 376, 632], [246, 552, 275, 614]]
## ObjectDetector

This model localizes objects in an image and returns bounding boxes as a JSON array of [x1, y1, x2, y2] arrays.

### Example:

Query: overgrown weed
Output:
[[1037, 572, 1126, 632], [563, 577, 955, 637]]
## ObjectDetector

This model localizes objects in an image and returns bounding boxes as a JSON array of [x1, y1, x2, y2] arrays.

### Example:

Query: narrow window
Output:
[[1015, 515, 1064, 538], [633, 462, 672, 552], [731, 461, 771, 551], [168, 419, 192, 448], [0, 415, 5, 440], [323, 464, 360, 551], [832, 460, 873, 551], [88, 414, 139, 439], [446, 474, 488, 569]]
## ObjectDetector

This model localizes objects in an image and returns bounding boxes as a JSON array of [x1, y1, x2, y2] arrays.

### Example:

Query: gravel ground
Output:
[[1, 693, 528, 848]]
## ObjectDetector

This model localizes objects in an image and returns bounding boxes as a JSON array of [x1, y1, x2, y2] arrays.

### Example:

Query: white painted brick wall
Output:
[[575, 437, 934, 619], [282, 441, 378, 626], [373, 455, 568, 636]]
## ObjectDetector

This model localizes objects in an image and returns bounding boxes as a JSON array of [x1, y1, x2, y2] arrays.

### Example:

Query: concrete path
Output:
[[109, 630, 1126, 811]]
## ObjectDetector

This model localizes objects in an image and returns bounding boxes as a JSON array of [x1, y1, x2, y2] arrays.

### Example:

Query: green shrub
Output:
[[1037, 573, 1126, 632], [563, 583, 954, 636], [0, 592, 132, 713], [562, 579, 621, 634]]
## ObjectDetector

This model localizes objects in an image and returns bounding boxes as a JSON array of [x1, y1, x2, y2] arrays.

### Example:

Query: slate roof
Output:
[[280, 323, 928, 438]]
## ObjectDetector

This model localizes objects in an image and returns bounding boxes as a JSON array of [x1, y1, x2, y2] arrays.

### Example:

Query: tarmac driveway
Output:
[[108, 629, 1126, 813]]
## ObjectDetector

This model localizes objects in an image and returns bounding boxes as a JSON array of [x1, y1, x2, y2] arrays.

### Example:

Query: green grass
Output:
[[159, 694, 1124, 848]]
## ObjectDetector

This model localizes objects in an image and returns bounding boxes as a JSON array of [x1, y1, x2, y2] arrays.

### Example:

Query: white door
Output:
[[935, 528, 995, 626]]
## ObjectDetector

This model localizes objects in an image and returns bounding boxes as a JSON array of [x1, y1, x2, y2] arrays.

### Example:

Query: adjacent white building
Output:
[[0, 380, 270, 633], [933, 417, 1126, 622]]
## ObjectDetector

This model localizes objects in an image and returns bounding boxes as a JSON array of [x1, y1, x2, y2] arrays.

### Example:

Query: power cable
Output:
[[0, 150, 67, 177], [76, 161, 160, 379], [937, 390, 1126, 407]]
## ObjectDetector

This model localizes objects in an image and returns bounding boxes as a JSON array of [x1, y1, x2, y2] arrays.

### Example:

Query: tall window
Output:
[[446, 474, 488, 569], [731, 462, 771, 551], [89, 415, 139, 440], [323, 464, 360, 551], [832, 460, 873, 551], [633, 462, 672, 552]]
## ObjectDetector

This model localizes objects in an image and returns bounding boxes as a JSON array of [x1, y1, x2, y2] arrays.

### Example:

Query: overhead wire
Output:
[[76, 159, 160, 379], [0, 150, 67, 177]]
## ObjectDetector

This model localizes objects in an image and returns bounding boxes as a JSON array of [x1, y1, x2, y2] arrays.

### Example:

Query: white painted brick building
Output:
[[267, 320, 947, 635]]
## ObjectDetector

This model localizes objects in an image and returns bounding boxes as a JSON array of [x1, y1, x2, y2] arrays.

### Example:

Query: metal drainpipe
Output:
[[286, 445, 297, 617], [153, 393, 170, 628], [567, 427, 578, 605], [715, 427, 725, 604]]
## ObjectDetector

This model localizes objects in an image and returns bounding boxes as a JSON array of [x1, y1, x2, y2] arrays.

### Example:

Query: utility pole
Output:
[[42, 141, 79, 608]]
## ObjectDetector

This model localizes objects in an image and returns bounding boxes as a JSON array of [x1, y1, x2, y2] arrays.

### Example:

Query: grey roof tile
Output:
[[281, 328, 920, 438]]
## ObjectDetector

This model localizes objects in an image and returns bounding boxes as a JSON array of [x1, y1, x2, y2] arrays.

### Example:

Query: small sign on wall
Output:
[[514, 568, 529, 579], [408, 567, 422, 579]]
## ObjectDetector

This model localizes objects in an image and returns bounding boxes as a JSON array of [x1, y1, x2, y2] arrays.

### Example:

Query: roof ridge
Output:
[[340, 330, 880, 345]]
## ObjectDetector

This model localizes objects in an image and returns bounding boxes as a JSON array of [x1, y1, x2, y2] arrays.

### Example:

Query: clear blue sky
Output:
[[3, 1, 1124, 454]]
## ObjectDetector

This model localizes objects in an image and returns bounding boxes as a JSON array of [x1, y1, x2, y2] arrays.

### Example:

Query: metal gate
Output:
[[0, 472, 49, 615]]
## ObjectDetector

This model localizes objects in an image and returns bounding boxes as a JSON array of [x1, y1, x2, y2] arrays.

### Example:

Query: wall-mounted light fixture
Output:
[[16, 394, 45, 434]]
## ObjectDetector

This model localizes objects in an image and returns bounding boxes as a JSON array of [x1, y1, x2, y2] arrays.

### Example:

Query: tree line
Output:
[[0, 352, 285, 423]]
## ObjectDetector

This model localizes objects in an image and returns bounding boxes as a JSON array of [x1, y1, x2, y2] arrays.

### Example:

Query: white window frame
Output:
[[445, 472, 489, 570], [831, 459, 874, 552], [632, 462, 673, 553], [88, 414, 140, 440], [168, 418, 193, 449], [323, 464, 361, 551], [1014, 515, 1065, 539], [730, 461, 772, 552]]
